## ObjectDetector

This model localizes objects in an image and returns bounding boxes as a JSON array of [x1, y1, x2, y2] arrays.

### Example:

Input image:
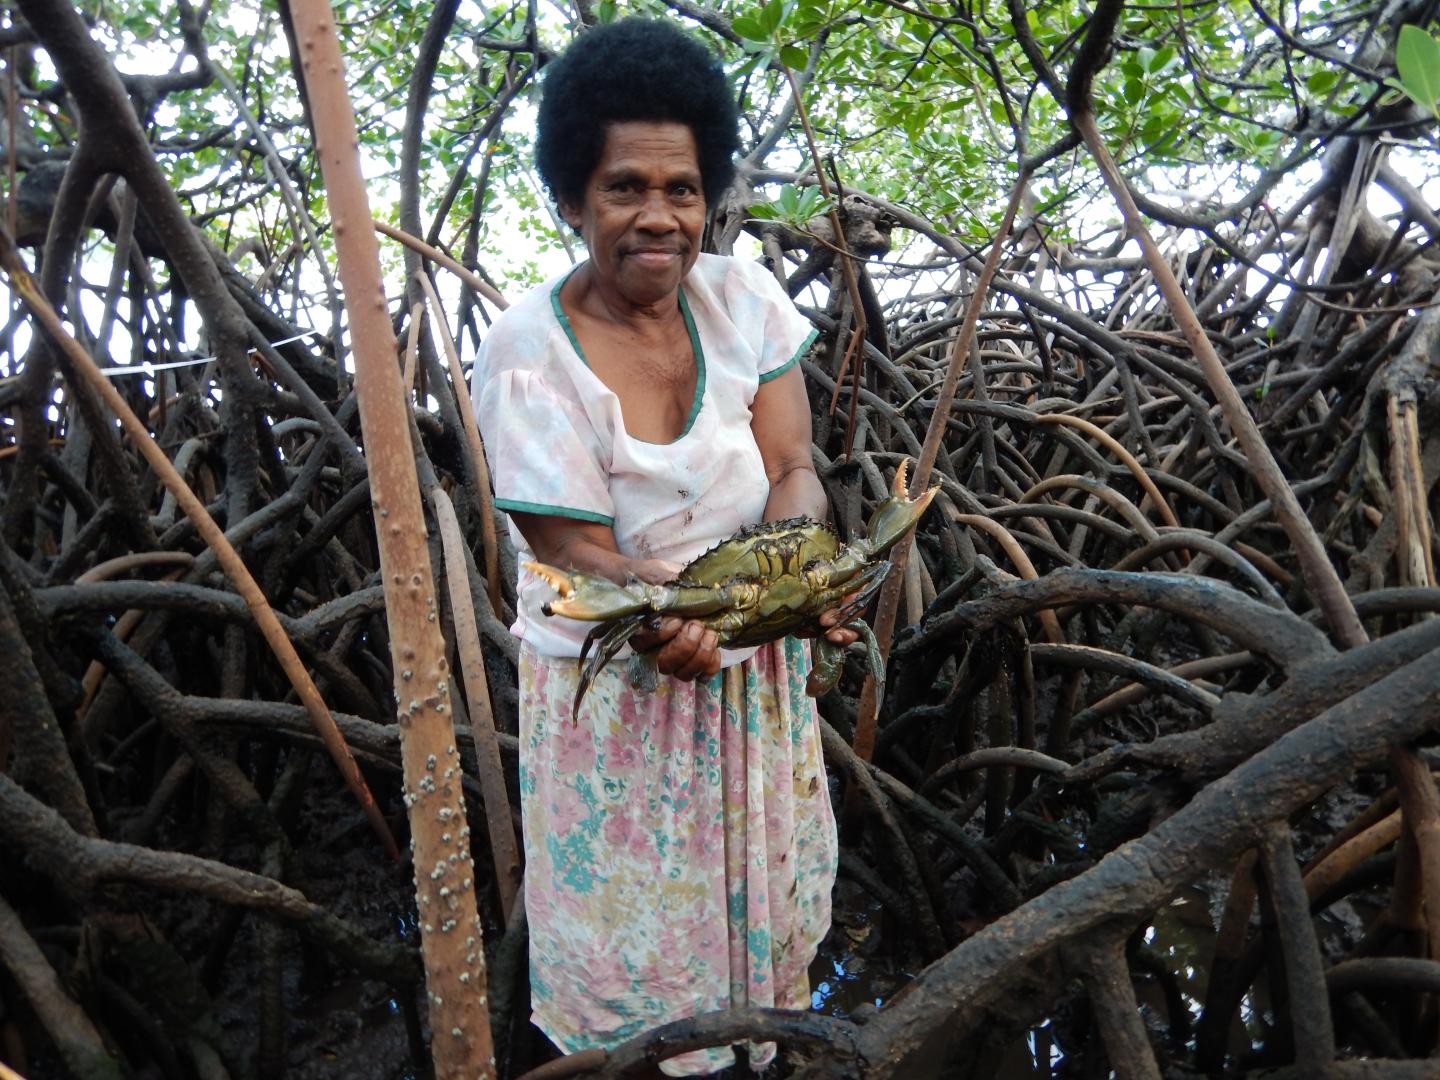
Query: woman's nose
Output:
[[634, 190, 675, 230]]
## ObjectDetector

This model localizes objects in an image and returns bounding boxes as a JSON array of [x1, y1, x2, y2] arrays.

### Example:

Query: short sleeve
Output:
[[724, 258, 819, 384], [475, 367, 615, 526]]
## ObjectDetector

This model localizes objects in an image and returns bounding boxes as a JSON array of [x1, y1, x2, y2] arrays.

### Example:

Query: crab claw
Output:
[[526, 561, 577, 598], [863, 458, 939, 556], [524, 561, 653, 621]]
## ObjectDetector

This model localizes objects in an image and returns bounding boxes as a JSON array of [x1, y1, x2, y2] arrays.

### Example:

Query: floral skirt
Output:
[[518, 636, 839, 1076]]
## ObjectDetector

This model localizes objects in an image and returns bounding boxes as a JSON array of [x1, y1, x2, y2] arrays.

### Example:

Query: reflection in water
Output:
[[990, 1020, 1068, 1077], [811, 954, 887, 1017], [996, 884, 1280, 1076], [809, 884, 911, 1020], [808, 881, 1296, 1076], [1136, 884, 1273, 1054]]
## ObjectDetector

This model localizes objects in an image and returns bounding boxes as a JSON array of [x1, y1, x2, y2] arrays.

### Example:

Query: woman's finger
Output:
[[631, 616, 682, 653], [660, 622, 722, 681], [679, 629, 720, 680], [819, 594, 864, 631], [655, 620, 704, 677]]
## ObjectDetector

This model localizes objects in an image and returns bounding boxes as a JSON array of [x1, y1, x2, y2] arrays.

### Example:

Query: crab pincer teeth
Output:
[[893, 457, 912, 498], [891, 458, 939, 510], [914, 482, 940, 513], [524, 560, 576, 598]]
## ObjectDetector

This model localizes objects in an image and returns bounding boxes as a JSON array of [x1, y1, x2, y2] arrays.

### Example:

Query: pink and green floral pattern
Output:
[[519, 636, 838, 1076]]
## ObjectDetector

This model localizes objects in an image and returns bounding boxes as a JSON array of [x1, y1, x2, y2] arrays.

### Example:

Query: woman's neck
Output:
[[568, 261, 682, 332]]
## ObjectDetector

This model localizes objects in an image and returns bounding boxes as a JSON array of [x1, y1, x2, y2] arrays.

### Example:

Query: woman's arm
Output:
[[751, 365, 828, 523], [750, 365, 859, 647], [510, 511, 675, 586], [510, 511, 721, 680]]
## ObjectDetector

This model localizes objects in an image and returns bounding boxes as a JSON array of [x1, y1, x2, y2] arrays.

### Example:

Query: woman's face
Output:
[[560, 121, 706, 309]]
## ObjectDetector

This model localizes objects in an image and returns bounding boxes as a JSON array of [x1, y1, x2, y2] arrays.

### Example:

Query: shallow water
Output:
[[809, 882, 1285, 1077]]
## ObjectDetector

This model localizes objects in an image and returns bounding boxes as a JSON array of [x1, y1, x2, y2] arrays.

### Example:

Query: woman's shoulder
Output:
[[685, 253, 799, 335], [480, 275, 567, 359], [472, 270, 585, 399], [686, 252, 778, 298]]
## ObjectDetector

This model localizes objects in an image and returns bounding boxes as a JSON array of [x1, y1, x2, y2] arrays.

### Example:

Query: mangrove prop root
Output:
[[4, 1, 1440, 1076]]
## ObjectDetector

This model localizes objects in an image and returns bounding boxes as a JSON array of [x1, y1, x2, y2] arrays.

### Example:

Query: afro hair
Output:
[[536, 18, 740, 209]]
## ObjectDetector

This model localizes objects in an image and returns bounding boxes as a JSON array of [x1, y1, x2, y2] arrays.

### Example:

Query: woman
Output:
[[471, 19, 848, 1075]]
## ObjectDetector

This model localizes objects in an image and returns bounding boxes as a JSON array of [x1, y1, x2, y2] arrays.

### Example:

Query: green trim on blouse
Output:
[[495, 498, 614, 526], [674, 288, 706, 438], [549, 268, 707, 444], [758, 327, 818, 384], [549, 267, 586, 362]]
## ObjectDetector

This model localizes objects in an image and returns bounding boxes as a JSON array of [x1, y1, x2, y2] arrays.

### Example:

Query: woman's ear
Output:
[[558, 199, 583, 233]]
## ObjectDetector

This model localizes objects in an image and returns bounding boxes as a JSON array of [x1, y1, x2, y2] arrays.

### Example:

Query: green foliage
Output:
[[731, 0, 788, 44], [747, 183, 833, 225], [1392, 23, 1440, 116], [41, 0, 1434, 288]]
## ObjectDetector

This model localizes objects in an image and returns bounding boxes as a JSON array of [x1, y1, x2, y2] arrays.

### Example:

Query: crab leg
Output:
[[803, 564, 891, 697], [807, 637, 846, 697], [573, 613, 648, 722], [648, 580, 762, 617], [813, 560, 891, 617], [807, 618, 886, 693]]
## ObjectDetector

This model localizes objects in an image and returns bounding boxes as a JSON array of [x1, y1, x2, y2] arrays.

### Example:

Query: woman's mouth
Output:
[[627, 249, 680, 267]]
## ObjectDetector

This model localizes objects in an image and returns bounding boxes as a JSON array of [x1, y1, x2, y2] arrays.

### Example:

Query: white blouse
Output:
[[470, 253, 817, 663]]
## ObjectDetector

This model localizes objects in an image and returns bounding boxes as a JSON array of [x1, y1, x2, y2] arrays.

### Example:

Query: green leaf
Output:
[[1306, 69, 1341, 95], [749, 183, 832, 227], [1123, 77, 1145, 105], [759, 0, 787, 35], [731, 13, 769, 41], [780, 44, 808, 68], [791, 9, 824, 36], [795, 186, 826, 217], [1395, 24, 1440, 109], [1139, 112, 1172, 146], [902, 102, 930, 139], [735, 39, 775, 69]]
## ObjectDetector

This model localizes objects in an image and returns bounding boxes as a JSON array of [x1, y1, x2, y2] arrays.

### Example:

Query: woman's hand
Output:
[[624, 559, 721, 681], [817, 607, 861, 648], [630, 617, 722, 681], [627, 558, 685, 585]]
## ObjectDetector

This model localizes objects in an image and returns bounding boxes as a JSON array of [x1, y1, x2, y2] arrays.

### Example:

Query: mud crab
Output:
[[525, 459, 938, 720]]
